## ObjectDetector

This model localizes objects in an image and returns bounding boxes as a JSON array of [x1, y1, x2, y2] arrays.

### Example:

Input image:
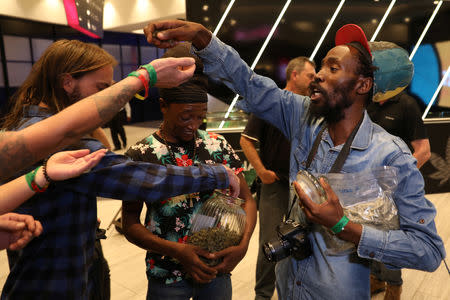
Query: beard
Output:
[[309, 80, 356, 123]]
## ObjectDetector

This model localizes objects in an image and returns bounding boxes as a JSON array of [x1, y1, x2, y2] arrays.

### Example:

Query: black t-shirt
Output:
[[367, 92, 428, 151], [242, 114, 290, 181]]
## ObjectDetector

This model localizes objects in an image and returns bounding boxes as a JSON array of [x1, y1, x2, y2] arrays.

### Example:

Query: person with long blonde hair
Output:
[[1, 39, 239, 299], [0, 40, 196, 181]]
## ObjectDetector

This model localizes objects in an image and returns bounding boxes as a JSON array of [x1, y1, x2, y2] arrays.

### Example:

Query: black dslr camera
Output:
[[263, 219, 312, 262]]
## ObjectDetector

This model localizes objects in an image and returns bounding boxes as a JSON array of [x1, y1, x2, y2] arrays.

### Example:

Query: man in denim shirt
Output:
[[144, 21, 446, 299]]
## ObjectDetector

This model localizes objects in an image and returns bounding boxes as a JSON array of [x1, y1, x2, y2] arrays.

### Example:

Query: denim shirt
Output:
[[194, 36, 445, 300]]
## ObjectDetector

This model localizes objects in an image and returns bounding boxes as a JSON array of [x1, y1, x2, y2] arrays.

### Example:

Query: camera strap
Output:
[[304, 114, 364, 173]]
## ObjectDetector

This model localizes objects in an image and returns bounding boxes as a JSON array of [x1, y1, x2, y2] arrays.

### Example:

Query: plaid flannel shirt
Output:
[[2, 106, 229, 299]]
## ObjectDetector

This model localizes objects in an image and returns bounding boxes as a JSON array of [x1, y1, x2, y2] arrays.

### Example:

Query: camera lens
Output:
[[263, 239, 291, 262]]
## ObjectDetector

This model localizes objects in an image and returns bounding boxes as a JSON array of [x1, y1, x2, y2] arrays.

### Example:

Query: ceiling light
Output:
[[213, 0, 236, 36], [203, 16, 210, 22], [293, 21, 315, 32], [410, 0, 443, 60], [310, 0, 346, 60], [203, 5, 209, 11], [219, 0, 293, 129], [422, 66, 450, 119], [404, 17, 410, 23], [371, 18, 378, 24], [370, 0, 396, 42], [230, 19, 236, 26]]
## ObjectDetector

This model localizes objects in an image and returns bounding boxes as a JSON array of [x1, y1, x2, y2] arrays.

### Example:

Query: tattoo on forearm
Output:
[[93, 85, 135, 123], [0, 132, 35, 181]]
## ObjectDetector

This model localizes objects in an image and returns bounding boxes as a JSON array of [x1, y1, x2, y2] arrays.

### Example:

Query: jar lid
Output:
[[212, 190, 244, 206], [294, 170, 327, 204]]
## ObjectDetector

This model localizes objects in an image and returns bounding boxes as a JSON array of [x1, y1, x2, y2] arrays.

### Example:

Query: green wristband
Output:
[[25, 166, 42, 191], [127, 71, 140, 79], [330, 215, 349, 234], [139, 64, 157, 87]]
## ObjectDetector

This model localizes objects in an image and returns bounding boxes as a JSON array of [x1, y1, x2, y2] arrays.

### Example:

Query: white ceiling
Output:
[[0, 0, 186, 33]]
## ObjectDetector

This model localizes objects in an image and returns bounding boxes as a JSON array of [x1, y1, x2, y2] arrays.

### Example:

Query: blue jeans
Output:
[[146, 274, 232, 300]]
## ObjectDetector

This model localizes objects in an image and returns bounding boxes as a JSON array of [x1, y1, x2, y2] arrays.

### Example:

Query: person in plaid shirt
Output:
[[0, 44, 196, 182], [0, 39, 239, 299], [0, 148, 106, 251], [122, 43, 257, 300]]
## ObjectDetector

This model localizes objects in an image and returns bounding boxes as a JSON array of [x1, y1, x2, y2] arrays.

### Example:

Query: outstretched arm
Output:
[[0, 57, 195, 180], [143, 19, 306, 142], [0, 149, 106, 214]]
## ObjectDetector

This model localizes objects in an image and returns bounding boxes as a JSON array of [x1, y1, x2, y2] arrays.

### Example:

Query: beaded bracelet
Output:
[[42, 158, 54, 184], [330, 215, 349, 234], [25, 166, 48, 193]]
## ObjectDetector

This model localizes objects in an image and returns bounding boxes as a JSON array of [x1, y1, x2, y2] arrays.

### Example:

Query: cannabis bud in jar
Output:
[[188, 191, 246, 266], [189, 226, 242, 266]]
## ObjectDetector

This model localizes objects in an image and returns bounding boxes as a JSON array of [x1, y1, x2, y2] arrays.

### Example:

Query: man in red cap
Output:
[[142, 20, 445, 299]]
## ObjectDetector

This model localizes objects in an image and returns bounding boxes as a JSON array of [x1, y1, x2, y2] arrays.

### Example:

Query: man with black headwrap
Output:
[[121, 44, 256, 300]]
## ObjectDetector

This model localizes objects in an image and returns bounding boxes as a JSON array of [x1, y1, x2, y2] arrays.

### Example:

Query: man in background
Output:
[[108, 102, 131, 151], [240, 57, 316, 300], [367, 41, 431, 300], [367, 92, 430, 169]]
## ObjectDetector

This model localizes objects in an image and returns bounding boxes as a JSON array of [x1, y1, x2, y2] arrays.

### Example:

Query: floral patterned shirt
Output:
[[125, 129, 243, 284]]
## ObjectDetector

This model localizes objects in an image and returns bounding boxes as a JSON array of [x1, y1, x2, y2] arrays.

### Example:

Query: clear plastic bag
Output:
[[296, 167, 400, 255]]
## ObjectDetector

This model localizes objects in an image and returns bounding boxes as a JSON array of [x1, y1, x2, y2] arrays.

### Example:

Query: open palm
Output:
[[46, 149, 107, 181]]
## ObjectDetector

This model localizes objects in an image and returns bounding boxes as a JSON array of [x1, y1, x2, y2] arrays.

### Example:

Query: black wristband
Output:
[[42, 158, 54, 184]]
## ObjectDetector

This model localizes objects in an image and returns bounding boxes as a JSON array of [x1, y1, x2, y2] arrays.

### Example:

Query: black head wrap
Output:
[[159, 43, 208, 103]]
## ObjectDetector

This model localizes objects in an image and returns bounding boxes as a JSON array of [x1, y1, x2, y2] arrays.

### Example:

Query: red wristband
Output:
[[128, 71, 149, 100]]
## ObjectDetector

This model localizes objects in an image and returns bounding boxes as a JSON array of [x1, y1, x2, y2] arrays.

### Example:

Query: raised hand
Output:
[[45, 149, 107, 181], [0, 213, 43, 250], [150, 57, 196, 88], [175, 243, 217, 283], [144, 20, 212, 50]]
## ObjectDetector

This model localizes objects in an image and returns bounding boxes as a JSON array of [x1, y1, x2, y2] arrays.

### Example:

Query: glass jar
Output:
[[295, 170, 327, 204], [188, 191, 246, 266]]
